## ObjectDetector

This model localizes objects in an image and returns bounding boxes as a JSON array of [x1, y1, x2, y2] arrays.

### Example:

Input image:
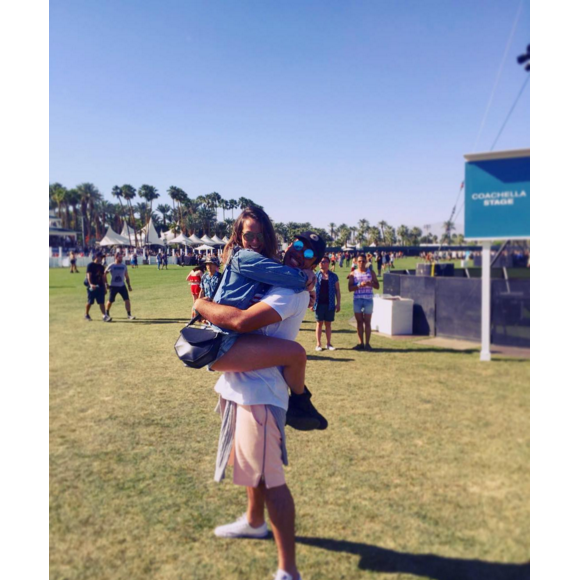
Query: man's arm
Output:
[[194, 298, 281, 333], [125, 268, 132, 291]]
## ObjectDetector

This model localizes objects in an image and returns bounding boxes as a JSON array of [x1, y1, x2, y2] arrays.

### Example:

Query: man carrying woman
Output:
[[194, 208, 325, 580]]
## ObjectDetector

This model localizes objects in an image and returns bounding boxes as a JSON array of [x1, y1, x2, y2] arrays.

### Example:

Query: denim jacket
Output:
[[313, 270, 339, 311], [210, 247, 309, 333]]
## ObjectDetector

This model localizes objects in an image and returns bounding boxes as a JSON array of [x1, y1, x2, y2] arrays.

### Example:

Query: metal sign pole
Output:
[[480, 240, 492, 361]]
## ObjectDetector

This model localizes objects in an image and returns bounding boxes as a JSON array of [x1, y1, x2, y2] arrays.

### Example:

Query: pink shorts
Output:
[[224, 402, 286, 489]]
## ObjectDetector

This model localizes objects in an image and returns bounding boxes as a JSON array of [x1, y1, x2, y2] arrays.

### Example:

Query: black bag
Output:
[[174, 314, 223, 368], [174, 262, 229, 368]]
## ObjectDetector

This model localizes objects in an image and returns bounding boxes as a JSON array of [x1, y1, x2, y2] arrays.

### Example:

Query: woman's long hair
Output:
[[222, 206, 278, 263]]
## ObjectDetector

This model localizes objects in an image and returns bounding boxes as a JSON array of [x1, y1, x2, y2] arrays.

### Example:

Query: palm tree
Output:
[[378, 220, 387, 241], [229, 199, 238, 219], [49, 183, 62, 211], [397, 225, 410, 246], [368, 226, 381, 245], [328, 222, 336, 240], [157, 204, 172, 229], [66, 188, 81, 231], [138, 184, 160, 222], [120, 184, 138, 246], [168, 186, 188, 233], [50, 183, 67, 226], [410, 227, 423, 246], [77, 183, 102, 242], [384, 225, 396, 245], [138, 184, 160, 244]]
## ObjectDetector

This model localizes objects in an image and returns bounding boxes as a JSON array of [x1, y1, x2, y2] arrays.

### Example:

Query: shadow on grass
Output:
[[361, 347, 480, 355], [300, 328, 357, 334], [307, 355, 354, 362], [295, 537, 530, 579], [114, 318, 190, 324]]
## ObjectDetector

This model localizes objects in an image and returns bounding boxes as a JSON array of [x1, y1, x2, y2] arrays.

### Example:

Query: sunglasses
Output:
[[242, 232, 265, 243], [292, 240, 315, 259]]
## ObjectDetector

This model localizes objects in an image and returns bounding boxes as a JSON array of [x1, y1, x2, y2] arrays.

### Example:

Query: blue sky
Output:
[[50, 0, 530, 232]]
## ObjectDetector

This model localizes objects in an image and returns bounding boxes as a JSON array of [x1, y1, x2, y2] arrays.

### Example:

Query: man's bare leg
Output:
[[265, 483, 298, 579], [246, 483, 266, 527], [246, 482, 298, 578]]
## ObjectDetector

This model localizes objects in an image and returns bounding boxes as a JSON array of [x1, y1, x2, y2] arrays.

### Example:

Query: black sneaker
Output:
[[84, 314, 92, 321], [352, 343, 364, 351], [286, 386, 328, 431], [365, 344, 373, 350]]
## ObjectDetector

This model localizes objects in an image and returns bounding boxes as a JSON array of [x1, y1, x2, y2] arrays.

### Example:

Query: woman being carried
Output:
[[195, 206, 327, 429]]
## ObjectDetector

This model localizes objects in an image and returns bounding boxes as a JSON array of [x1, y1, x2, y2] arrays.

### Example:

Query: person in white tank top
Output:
[[348, 254, 380, 350]]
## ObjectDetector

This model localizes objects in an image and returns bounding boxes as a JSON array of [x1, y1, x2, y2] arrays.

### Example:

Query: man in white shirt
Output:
[[194, 231, 326, 580]]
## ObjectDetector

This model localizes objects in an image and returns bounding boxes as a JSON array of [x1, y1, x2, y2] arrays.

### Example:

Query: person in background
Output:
[[105, 252, 135, 320], [199, 257, 222, 300], [69, 250, 79, 273], [130, 251, 138, 268], [156, 249, 163, 270], [329, 253, 336, 272], [348, 254, 379, 350], [186, 266, 204, 316], [313, 256, 340, 351], [84, 252, 111, 322]]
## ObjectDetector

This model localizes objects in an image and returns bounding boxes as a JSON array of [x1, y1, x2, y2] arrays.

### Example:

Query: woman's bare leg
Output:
[[315, 322, 323, 348], [211, 335, 306, 394]]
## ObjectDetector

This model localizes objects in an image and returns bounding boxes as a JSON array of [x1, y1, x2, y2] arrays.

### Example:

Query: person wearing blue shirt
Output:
[[312, 257, 340, 351]]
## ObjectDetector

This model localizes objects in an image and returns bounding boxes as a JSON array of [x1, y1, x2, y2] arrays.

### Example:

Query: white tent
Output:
[[170, 233, 195, 245], [200, 235, 215, 245], [141, 218, 163, 245], [211, 235, 225, 245], [196, 244, 215, 252], [160, 230, 176, 242], [99, 226, 131, 246], [189, 233, 204, 245]]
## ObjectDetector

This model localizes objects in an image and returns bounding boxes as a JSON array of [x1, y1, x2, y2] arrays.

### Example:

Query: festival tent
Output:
[[141, 218, 163, 245], [200, 235, 215, 245], [160, 230, 176, 242], [196, 244, 215, 253], [170, 233, 195, 245], [211, 235, 225, 245], [188, 233, 204, 245], [121, 221, 140, 245], [99, 226, 131, 246]]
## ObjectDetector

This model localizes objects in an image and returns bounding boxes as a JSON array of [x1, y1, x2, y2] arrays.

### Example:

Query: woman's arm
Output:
[[232, 249, 310, 290]]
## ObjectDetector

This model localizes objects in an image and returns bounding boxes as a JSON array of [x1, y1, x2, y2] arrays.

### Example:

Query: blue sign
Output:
[[464, 151, 530, 240]]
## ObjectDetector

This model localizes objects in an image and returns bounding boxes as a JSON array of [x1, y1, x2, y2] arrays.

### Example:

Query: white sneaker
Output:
[[214, 514, 268, 539], [103, 314, 112, 322], [274, 570, 302, 580], [327, 345, 336, 351], [315, 346, 323, 352], [127, 314, 135, 320]]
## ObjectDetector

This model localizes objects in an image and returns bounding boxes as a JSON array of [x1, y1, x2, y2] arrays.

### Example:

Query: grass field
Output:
[[49, 261, 530, 580]]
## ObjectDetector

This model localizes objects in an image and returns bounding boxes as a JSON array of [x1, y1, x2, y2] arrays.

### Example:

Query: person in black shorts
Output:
[[85, 252, 111, 322], [104, 252, 135, 320]]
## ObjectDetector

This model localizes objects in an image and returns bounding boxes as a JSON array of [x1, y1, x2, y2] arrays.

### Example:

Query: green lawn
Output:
[[50, 264, 529, 580]]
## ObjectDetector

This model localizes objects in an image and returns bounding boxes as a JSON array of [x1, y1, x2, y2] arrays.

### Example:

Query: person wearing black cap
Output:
[[194, 227, 327, 580]]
